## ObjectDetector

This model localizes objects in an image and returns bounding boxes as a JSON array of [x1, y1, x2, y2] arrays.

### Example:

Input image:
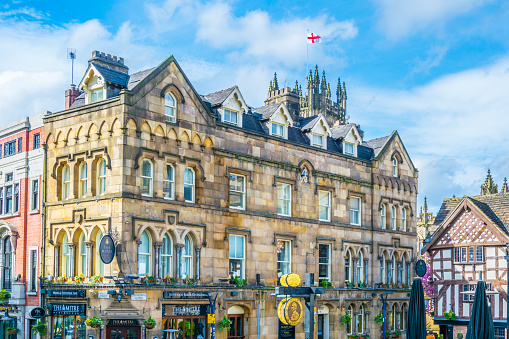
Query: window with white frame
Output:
[[161, 233, 173, 278], [277, 240, 291, 279], [277, 183, 291, 216], [344, 142, 354, 155], [29, 249, 37, 292], [79, 233, 87, 275], [318, 244, 331, 281], [390, 255, 396, 284], [61, 234, 71, 277], [401, 257, 406, 284], [345, 250, 352, 282], [90, 88, 103, 103], [5, 186, 12, 213], [312, 134, 324, 148], [356, 305, 365, 334], [184, 168, 195, 203], [138, 230, 152, 277], [357, 251, 364, 284], [141, 160, 153, 196], [32, 180, 39, 210], [380, 254, 386, 283], [318, 190, 331, 221], [346, 305, 353, 334], [0, 188, 3, 214], [381, 205, 387, 228], [462, 283, 491, 302], [163, 164, 175, 200], [402, 208, 407, 231], [272, 122, 284, 137], [391, 206, 397, 230], [97, 159, 106, 195], [79, 162, 88, 198], [3, 237, 12, 290], [13, 184, 19, 213], [62, 165, 70, 200], [182, 235, 193, 278], [95, 231, 105, 276], [229, 174, 245, 209], [461, 247, 467, 262], [392, 158, 398, 177], [350, 197, 361, 225], [229, 235, 245, 279], [223, 109, 238, 125], [165, 93, 177, 123]]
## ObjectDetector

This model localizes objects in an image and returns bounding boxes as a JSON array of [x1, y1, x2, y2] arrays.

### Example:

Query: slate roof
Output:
[[92, 63, 130, 87], [201, 87, 236, 107], [128, 68, 155, 90], [298, 116, 320, 130], [330, 124, 354, 139], [70, 93, 85, 109], [251, 102, 282, 120], [242, 114, 266, 134], [363, 135, 391, 157]]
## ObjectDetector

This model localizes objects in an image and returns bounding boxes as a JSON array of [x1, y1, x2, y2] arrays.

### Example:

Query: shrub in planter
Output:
[[347, 335, 358, 339], [85, 316, 103, 328], [90, 274, 103, 284], [144, 316, 157, 329], [321, 279, 332, 288], [0, 289, 10, 303], [146, 276, 156, 284], [32, 321, 47, 336], [374, 313, 384, 324], [359, 334, 370, 339], [341, 314, 352, 325], [218, 316, 231, 330], [7, 327, 19, 335], [73, 273, 85, 285], [232, 276, 247, 287]]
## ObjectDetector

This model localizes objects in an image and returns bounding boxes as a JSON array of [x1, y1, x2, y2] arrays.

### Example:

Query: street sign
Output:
[[207, 314, 215, 324], [415, 259, 427, 277], [99, 234, 115, 264], [29, 307, 46, 319]]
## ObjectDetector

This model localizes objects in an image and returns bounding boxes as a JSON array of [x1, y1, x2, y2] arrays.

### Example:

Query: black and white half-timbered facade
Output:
[[423, 190, 509, 339]]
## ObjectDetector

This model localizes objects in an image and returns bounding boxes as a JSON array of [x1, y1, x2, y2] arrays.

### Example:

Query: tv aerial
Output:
[[67, 48, 76, 86]]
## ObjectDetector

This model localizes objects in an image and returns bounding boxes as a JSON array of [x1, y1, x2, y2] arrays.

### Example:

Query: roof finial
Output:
[[481, 169, 498, 195], [269, 80, 273, 92], [273, 72, 279, 90], [424, 197, 428, 224], [502, 177, 509, 194]]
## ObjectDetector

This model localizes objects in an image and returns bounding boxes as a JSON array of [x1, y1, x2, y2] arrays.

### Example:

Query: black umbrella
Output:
[[407, 278, 426, 339], [466, 281, 495, 339]]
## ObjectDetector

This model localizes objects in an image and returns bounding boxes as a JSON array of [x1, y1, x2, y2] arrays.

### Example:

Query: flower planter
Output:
[[145, 323, 155, 329], [7, 329, 19, 335], [90, 323, 101, 329]]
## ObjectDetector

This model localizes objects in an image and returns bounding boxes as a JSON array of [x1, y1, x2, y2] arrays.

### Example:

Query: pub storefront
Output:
[[162, 291, 210, 339], [46, 289, 87, 339]]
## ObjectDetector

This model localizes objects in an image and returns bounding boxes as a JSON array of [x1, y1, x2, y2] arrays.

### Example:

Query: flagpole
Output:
[[306, 29, 310, 114]]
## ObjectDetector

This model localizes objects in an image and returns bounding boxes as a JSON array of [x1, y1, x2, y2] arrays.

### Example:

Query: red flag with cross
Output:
[[307, 33, 321, 43]]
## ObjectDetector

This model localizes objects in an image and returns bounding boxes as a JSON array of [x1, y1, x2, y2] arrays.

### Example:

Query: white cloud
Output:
[[350, 56, 509, 209], [411, 44, 449, 75], [0, 6, 47, 19], [373, 0, 488, 40]]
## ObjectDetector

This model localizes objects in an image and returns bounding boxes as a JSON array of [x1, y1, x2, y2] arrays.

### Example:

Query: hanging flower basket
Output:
[[85, 316, 103, 328], [144, 316, 157, 329]]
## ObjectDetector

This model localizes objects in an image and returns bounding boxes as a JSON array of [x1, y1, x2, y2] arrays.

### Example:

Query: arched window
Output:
[[138, 230, 152, 277], [346, 305, 353, 334], [391, 206, 397, 230], [97, 159, 106, 195], [79, 233, 87, 275], [141, 160, 153, 196], [401, 304, 407, 330], [357, 251, 363, 284], [165, 93, 177, 123], [401, 256, 406, 284], [380, 253, 386, 284], [161, 234, 173, 278], [392, 158, 398, 177], [163, 164, 175, 200], [62, 165, 70, 200], [390, 254, 396, 284], [3, 237, 12, 290], [79, 162, 87, 198], [381, 205, 386, 229], [345, 250, 352, 282], [390, 304, 396, 330], [182, 235, 193, 278], [402, 208, 407, 232], [184, 168, 195, 203], [62, 234, 70, 277], [356, 305, 364, 333], [95, 230, 104, 276]]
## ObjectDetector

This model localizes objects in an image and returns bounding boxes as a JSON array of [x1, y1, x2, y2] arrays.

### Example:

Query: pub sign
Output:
[[163, 304, 209, 317], [47, 289, 86, 298], [48, 303, 86, 316], [99, 234, 116, 264]]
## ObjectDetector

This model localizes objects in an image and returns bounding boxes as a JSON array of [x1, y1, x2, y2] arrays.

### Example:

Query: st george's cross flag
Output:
[[307, 33, 321, 43]]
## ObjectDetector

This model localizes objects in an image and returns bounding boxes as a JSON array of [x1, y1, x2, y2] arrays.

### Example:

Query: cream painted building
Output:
[[41, 51, 418, 339]]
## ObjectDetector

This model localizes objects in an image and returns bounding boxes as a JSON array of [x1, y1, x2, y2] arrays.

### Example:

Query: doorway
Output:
[[317, 305, 329, 339], [106, 326, 141, 339]]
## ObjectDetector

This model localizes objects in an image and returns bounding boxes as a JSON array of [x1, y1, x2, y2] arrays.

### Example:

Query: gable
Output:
[[376, 132, 417, 176], [270, 105, 293, 126], [222, 88, 249, 114], [344, 125, 361, 144], [310, 115, 331, 137]]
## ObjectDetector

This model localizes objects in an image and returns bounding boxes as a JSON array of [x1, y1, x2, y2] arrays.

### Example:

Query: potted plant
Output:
[[73, 273, 85, 285], [169, 277, 176, 284], [232, 276, 247, 287], [444, 310, 456, 320], [374, 313, 384, 324], [346, 281, 355, 289], [85, 316, 103, 328], [218, 316, 231, 330], [358, 282, 367, 288], [430, 311, 434, 317], [0, 289, 10, 303], [457, 334, 463, 339], [347, 335, 358, 339], [391, 330, 401, 338], [341, 314, 352, 325], [56, 275, 67, 283], [321, 279, 332, 288], [146, 276, 156, 284], [359, 334, 370, 339], [144, 316, 157, 329], [32, 321, 47, 336], [7, 327, 19, 335], [90, 274, 103, 284]]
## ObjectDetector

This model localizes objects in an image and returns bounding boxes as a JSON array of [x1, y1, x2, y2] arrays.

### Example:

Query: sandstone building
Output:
[[0, 113, 44, 338], [41, 51, 418, 339]]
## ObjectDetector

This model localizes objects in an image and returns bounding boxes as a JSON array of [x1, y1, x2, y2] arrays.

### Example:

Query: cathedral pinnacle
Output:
[[424, 197, 428, 224], [502, 178, 509, 193], [481, 169, 498, 195], [273, 72, 279, 90]]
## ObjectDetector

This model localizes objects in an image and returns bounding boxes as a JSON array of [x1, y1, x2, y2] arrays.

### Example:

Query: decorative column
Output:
[[153, 242, 163, 279], [363, 259, 369, 286], [195, 246, 201, 281], [54, 245, 60, 277], [136, 240, 142, 276], [352, 257, 359, 284], [387, 260, 393, 284], [175, 244, 184, 280], [85, 241, 94, 277], [68, 243, 77, 277], [406, 263, 411, 284]]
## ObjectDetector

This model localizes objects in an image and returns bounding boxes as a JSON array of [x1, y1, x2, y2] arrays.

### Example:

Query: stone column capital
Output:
[[175, 244, 185, 250], [68, 242, 77, 249], [84, 241, 95, 248], [194, 246, 202, 253], [153, 242, 163, 249], [136, 240, 143, 246]]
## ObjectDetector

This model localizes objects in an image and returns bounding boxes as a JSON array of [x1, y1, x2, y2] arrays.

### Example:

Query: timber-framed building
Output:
[[41, 51, 418, 339]]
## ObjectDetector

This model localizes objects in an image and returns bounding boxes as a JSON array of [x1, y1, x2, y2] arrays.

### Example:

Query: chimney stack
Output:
[[65, 85, 80, 110]]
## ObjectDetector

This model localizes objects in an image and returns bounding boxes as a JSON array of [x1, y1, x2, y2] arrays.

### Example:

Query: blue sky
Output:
[[1, 0, 509, 213]]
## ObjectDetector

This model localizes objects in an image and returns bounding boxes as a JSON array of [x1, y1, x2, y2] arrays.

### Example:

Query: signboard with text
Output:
[[163, 304, 209, 317], [47, 289, 86, 298], [163, 291, 209, 299], [48, 303, 86, 316], [99, 234, 116, 264]]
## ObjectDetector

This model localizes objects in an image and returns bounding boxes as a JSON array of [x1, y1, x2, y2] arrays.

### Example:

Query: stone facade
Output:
[[41, 51, 418, 339]]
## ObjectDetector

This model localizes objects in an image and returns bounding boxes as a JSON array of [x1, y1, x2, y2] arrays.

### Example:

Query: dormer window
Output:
[[312, 134, 324, 148], [223, 109, 238, 125], [165, 93, 177, 123], [344, 142, 354, 155], [272, 123, 284, 137], [90, 88, 103, 103]]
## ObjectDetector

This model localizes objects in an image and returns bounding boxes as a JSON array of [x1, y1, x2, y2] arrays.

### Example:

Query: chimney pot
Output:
[[65, 85, 80, 110]]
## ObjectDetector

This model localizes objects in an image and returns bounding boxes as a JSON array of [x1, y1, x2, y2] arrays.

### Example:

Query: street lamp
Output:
[[0, 309, 12, 321]]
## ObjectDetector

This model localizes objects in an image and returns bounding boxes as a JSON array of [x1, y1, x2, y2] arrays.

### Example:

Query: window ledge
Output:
[[29, 209, 40, 215], [0, 213, 20, 219], [26, 291, 38, 296]]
